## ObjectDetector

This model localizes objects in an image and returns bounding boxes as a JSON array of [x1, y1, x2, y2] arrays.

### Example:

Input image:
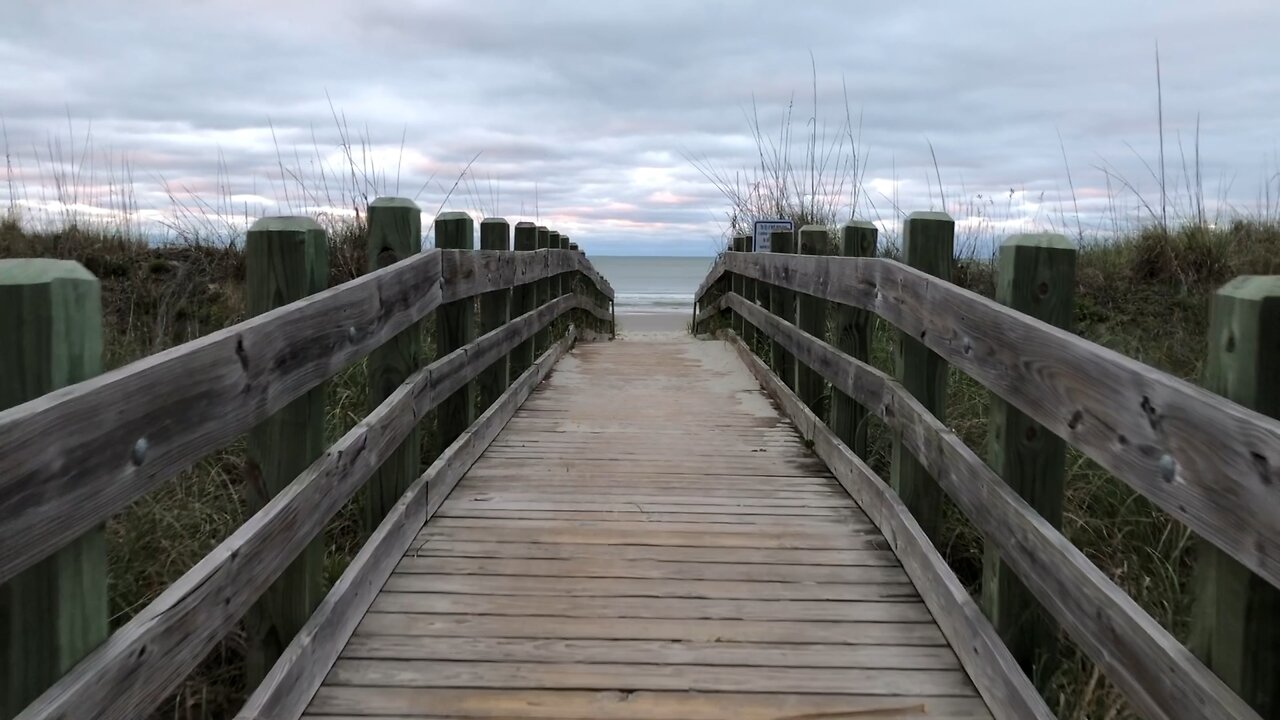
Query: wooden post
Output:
[[243, 216, 329, 685], [737, 233, 756, 348], [548, 231, 564, 339], [560, 234, 576, 333], [511, 222, 538, 376], [435, 211, 476, 455], [797, 225, 830, 417], [890, 211, 953, 543], [535, 226, 551, 353], [731, 236, 746, 336], [0, 260, 107, 720], [829, 220, 878, 458], [362, 199, 422, 535], [1191, 275, 1280, 717], [768, 229, 796, 387], [478, 217, 511, 411], [755, 244, 770, 359], [981, 233, 1076, 686]]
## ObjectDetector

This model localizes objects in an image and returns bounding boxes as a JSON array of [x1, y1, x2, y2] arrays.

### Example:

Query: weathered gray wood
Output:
[[0, 250, 443, 586], [434, 211, 476, 456], [723, 330, 1051, 720], [363, 199, 423, 537], [510, 223, 539, 377], [891, 211, 953, 543], [730, 238, 746, 336], [713, 251, 1280, 594], [721, 296, 1261, 720], [477, 218, 512, 413], [829, 220, 877, 459], [13, 292, 585, 720], [244, 216, 330, 686], [548, 231, 564, 340], [0, 260, 107, 720], [235, 332, 575, 720], [768, 229, 795, 386], [440, 248, 612, 302], [1190, 276, 1280, 718], [324, 659, 971, 696], [797, 225, 830, 416], [982, 233, 1075, 686], [305, 688, 991, 719]]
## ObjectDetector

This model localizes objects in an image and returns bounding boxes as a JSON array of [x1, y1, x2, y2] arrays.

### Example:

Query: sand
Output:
[[615, 310, 690, 339]]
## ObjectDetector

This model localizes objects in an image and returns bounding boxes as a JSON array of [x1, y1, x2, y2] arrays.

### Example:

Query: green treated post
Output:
[[981, 233, 1076, 686], [435, 211, 476, 455], [797, 225, 830, 417], [511, 222, 538, 376], [1190, 275, 1280, 717], [731, 236, 746, 337], [890, 211, 953, 544], [768, 229, 796, 386], [755, 243, 770, 359], [560, 234, 576, 333], [829, 220, 878, 458], [0, 260, 106, 720], [363, 199, 422, 535], [548, 231, 564, 339], [535, 226, 551, 353], [737, 233, 756, 348], [243, 216, 329, 685], [478, 217, 511, 411]]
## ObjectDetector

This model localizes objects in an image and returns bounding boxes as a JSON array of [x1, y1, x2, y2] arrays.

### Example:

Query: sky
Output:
[[2, 0, 1278, 256]]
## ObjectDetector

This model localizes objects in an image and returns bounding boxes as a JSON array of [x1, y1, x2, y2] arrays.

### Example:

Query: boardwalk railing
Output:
[[0, 203, 614, 720], [694, 215, 1280, 720]]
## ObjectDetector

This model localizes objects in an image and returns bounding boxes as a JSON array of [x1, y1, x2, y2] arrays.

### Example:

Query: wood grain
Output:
[[235, 332, 575, 720], [723, 330, 1051, 720], [710, 250, 1280, 592], [0, 248, 444, 586], [441, 248, 613, 301], [721, 300, 1260, 719], [14, 294, 581, 720]]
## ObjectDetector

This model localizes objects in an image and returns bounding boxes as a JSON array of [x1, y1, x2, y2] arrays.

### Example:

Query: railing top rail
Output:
[[698, 251, 1280, 591], [0, 247, 611, 586]]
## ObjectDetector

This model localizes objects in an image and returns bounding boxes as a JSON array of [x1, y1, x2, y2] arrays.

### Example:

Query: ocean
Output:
[[587, 256, 717, 314]]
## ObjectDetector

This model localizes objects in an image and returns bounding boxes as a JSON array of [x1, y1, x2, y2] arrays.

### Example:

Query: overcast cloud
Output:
[[2, 0, 1277, 255]]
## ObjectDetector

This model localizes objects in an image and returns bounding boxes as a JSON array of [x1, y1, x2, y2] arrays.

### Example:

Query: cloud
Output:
[[2, 0, 1278, 255]]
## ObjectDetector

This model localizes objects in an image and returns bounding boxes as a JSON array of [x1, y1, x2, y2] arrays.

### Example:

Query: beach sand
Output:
[[615, 311, 690, 340]]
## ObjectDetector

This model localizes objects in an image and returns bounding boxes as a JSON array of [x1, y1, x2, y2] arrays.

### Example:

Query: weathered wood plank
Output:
[[722, 300, 1259, 720], [355, 613, 941, 645], [723, 330, 1051, 720], [340, 636, 960, 669], [391, 556, 906, 581], [380, 574, 917, 601], [14, 295, 582, 720], [715, 249, 1280, 592], [325, 659, 974, 696], [441, 248, 614, 301], [0, 248, 443, 586], [305, 688, 991, 719], [405, 541, 894, 566], [235, 331, 575, 720]]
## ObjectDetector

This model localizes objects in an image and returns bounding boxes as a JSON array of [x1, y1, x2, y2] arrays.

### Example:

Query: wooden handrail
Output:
[[15, 288, 597, 720], [0, 247, 611, 587], [701, 251, 1280, 593], [705, 291, 1257, 720], [236, 331, 576, 720]]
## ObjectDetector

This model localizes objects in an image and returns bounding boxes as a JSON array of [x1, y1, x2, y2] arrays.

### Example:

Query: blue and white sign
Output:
[[752, 219, 793, 252]]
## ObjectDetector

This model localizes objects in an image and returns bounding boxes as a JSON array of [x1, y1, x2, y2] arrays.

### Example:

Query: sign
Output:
[[752, 219, 793, 252]]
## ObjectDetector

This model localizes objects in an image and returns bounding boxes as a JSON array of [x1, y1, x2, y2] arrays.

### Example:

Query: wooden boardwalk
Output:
[[304, 337, 991, 719]]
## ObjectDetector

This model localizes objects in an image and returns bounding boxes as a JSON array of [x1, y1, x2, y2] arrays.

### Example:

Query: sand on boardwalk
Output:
[[614, 311, 690, 340]]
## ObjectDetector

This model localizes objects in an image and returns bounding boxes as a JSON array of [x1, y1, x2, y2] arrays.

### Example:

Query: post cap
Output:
[[249, 216, 323, 233], [370, 197, 420, 209]]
